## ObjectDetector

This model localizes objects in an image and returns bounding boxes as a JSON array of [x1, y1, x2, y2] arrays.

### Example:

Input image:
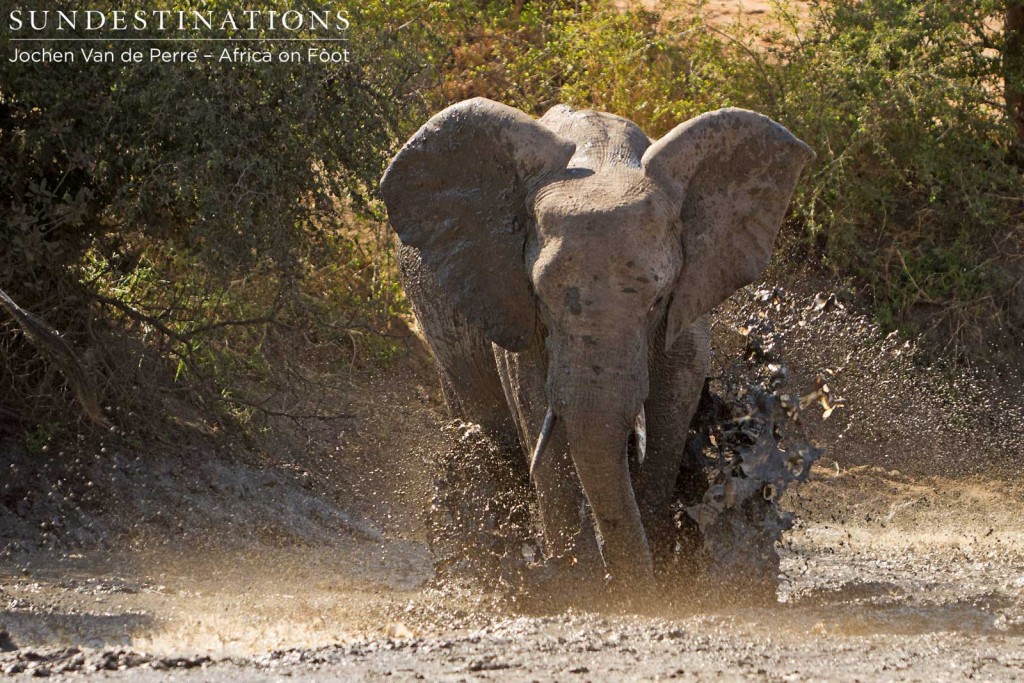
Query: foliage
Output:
[[0, 0, 436, 428], [767, 0, 1024, 354], [2, 0, 1022, 433], [433, 0, 735, 133]]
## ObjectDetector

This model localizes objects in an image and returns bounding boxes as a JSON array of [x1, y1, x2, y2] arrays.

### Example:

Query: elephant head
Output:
[[381, 98, 813, 583]]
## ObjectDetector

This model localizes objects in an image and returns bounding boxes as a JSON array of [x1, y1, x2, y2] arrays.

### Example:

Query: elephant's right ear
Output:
[[381, 98, 575, 351]]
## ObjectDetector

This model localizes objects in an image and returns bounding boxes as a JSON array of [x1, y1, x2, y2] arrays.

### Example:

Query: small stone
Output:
[[0, 630, 18, 652], [385, 622, 414, 639]]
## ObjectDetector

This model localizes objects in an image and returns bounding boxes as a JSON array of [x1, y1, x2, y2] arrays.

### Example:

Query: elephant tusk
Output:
[[634, 405, 647, 466], [529, 407, 557, 479]]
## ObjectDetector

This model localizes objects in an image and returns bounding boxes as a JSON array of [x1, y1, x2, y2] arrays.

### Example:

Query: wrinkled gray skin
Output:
[[381, 98, 813, 587]]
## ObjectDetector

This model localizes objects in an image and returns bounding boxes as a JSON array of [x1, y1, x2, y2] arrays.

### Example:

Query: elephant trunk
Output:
[[545, 333, 654, 584], [561, 396, 653, 584]]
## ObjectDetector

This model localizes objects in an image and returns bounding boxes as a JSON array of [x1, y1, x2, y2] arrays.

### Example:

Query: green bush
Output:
[[2, 0, 1021, 432], [433, 0, 735, 132], [0, 0, 437, 427], [768, 0, 1023, 354]]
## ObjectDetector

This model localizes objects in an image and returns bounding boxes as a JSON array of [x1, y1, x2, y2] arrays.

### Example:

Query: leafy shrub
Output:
[[766, 0, 1024, 355], [434, 0, 735, 133], [0, 0, 436, 428], [2, 0, 1021, 433]]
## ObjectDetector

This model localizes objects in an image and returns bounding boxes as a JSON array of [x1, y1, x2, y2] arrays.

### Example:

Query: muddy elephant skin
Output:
[[381, 98, 813, 586]]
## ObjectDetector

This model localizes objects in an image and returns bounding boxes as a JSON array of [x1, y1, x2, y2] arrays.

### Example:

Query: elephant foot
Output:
[[514, 548, 701, 613], [643, 508, 703, 573], [512, 552, 606, 611]]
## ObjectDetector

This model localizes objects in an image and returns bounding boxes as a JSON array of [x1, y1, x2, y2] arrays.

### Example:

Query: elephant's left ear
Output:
[[642, 108, 815, 351]]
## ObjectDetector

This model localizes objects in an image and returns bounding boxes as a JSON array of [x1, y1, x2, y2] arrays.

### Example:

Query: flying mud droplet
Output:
[[427, 421, 534, 589]]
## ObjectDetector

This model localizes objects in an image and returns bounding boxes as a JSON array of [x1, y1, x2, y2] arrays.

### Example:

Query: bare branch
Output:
[[93, 294, 190, 344], [0, 287, 110, 428], [214, 393, 354, 422]]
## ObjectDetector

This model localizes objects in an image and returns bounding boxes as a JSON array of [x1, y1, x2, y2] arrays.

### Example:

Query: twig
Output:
[[93, 294, 189, 344], [187, 315, 284, 336], [214, 393, 354, 422]]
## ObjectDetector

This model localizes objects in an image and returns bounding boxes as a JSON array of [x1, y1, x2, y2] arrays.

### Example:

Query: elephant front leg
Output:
[[636, 317, 711, 560], [493, 346, 600, 567], [636, 401, 702, 560], [400, 246, 513, 435]]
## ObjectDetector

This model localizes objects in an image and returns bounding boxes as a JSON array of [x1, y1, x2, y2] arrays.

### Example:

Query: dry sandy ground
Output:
[[625, 0, 812, 29], [672, 0, 784, 19]]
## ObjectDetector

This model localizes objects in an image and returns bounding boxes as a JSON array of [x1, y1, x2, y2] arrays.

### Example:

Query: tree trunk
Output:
[[1008, 1, 1024, 148]]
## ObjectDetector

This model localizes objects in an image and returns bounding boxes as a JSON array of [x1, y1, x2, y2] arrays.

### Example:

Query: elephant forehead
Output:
[[533, 173, 673, 227], [533, 230, 678, 279]]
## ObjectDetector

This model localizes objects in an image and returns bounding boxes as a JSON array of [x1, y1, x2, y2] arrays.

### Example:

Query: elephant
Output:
[[380, 98, 813, 587]]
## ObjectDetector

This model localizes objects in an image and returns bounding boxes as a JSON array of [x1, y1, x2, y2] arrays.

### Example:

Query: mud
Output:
[[2, 462, 1024, 680], [682, 287, 825, 583], [427, 421, 535, 587], [3, 271, 1024, 679]]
